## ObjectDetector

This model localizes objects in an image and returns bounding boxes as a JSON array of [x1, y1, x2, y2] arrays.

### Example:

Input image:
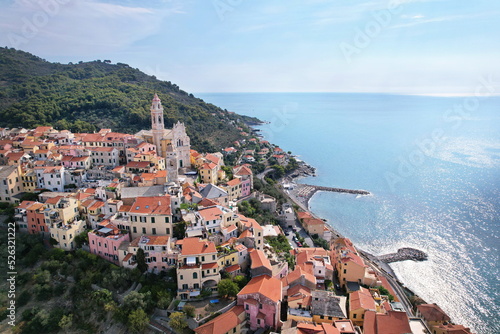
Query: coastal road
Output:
[[359, 252, 414, 316], [257, 168, 274, 181]]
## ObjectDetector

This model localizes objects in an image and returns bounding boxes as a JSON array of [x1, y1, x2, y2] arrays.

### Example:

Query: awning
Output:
[[186, 256, 196, 265], [190, 290, 200, 297]]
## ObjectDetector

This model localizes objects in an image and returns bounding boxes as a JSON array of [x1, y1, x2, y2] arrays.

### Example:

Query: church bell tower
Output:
[[151, 93, 164, 156]]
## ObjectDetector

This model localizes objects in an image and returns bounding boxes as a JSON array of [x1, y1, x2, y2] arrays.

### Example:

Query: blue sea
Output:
[[197, 92, 500, 333]]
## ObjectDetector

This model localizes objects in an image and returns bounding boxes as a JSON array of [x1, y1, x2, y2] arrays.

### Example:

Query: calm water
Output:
[[197, 92, 500, 333]]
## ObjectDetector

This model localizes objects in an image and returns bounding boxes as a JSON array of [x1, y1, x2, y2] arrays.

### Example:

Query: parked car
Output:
[[292, 227, 297, 232], [297, 241, 302, 247], [285, 230, 290, 235]]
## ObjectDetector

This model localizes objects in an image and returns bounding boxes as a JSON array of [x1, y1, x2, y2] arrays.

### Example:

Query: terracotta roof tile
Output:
[[238, 275, 282, 302]]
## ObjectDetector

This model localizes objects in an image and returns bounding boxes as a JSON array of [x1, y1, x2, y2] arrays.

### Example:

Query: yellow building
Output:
[[199, 162, 218, 184], [21, 168, 37, 193], [127, 196, 173, 239], [331, 238, 379, 288], [224, 178, 242, 201], [349, 287, 377, 327], [49, 219, 86, 251], [176, 237, 221, 300], [0, 165, 23, 203], [132, 152, 166, 171], [217, 245, 239, 269]]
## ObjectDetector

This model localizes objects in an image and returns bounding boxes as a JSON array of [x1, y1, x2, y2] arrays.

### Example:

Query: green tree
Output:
[[73, 230, 90, 248], [233, 275, 248, 290], [217, 279, 239, 298], [173, 221, 187, 239], [58, 314, 73, 331], [183, 304, 196, 318], [170, 312, 187, 331], [128, 308, 149, 333], [136, 248, 148, 273]]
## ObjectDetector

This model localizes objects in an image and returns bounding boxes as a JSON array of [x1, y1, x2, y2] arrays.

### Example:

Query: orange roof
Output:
[[122, 253, 133, 262], [18, 201, 36, 210], [304, 217, 325, 226], [234, 165, 252, 176], [198, 198, 220, 207], [198, 206, 223, 221], [238, 275, 282, 302], [238, 229, 253, 239], [416, 304, 450, 322], [205, 154, 220, 164], [282, 267, 316, 287], [202, 262, 219, 270], [141, 235, 170, 245], [225, 264, 241, 273], [350, 287, 376, 311], [130, 196, 171, 215], [201, 162, 217, 170], [126, 161, 150, 168], [239, 215, 262, 231], [363, 310, 411, 334], [297, 211, 313, 220], [89, 200, 105, 210], [249, 249, 272, 271], [180, 237, 216, 256], [194, 306, 244, 334], [226, 178, 241, 186], [45, 196, 63, 205]]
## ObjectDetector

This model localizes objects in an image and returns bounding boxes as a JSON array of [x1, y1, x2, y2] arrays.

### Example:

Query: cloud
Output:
[[0, 0, 181, 56]]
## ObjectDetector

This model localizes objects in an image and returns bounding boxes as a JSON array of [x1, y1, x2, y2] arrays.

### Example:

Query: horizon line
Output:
[[193, 91, 500, 98]]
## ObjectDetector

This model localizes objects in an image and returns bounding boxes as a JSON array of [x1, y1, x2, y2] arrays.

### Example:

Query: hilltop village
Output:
[[0, 95, 474, 334]]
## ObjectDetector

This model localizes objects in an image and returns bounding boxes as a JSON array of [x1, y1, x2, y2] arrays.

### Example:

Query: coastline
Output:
[[251, 124, 419, 307], [281, 163, 420, 310]]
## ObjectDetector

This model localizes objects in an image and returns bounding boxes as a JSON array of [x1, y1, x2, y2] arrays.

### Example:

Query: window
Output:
[[133, 227, 137, 233], [152, 228, 156, 235], [166, 228, 170, 235], [353, 314, 357, 319], [245, 304, 249, 310], [343, 269, 347, 274], [165, 217, 169, 223], [193, 272, 198, 279], [320, 315, 324, 319], [151, 217, 155, 223], [180, 275, 183, 280]]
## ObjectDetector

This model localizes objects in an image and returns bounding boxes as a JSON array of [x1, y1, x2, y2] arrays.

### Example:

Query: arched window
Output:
[[193, 272, 198, 279], [158, 115, 161, 123]]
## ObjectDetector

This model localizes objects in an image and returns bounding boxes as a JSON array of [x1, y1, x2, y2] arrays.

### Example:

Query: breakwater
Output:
[[304, 184, 370, 196], [379, 248, 428, 263]]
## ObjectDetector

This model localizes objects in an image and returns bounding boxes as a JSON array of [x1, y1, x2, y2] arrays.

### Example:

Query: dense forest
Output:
[[0, 47, 260, 152]]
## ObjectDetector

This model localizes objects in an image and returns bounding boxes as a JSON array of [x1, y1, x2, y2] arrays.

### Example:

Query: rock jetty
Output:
[[378, 248, 428, 263]]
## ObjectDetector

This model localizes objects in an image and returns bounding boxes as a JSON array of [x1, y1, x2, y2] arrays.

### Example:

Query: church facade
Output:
[[135, 94, 191, 181]]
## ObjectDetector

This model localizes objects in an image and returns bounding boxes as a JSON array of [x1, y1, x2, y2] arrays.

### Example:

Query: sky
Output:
[[0, 0, 499, 95]]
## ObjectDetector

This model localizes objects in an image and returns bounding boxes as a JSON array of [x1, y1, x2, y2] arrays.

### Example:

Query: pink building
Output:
[[237, 275, 283, 331], [138, 235, 177, 273], [89, 222, 130, 265], [240, 178, 251, 197]]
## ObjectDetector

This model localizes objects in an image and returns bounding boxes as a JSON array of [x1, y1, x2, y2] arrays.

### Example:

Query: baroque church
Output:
[[135, 94, 191, 181]]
